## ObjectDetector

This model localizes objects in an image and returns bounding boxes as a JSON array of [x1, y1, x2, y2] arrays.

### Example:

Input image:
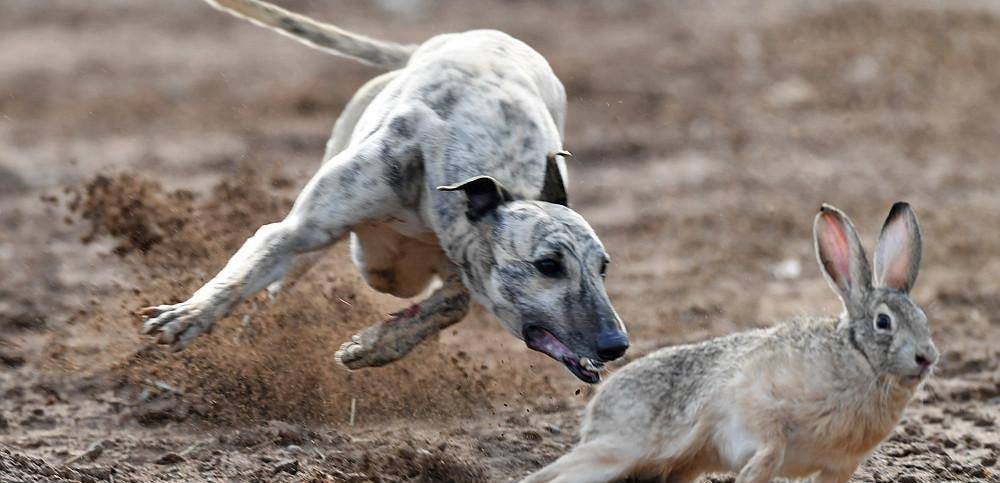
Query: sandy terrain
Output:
[[1, 1, 998, 481]]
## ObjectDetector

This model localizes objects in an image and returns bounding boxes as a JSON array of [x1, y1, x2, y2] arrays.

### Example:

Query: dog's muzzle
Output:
[[523, 325, 604, 384]]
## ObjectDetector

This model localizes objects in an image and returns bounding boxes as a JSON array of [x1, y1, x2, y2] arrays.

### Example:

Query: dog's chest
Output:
[[384, 211, 437, 243]]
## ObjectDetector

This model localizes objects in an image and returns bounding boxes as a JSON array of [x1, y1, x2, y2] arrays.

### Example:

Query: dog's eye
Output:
[[600, 260, 609, 279], [874, 313, 894, 333], [533, 258, 564, 277]]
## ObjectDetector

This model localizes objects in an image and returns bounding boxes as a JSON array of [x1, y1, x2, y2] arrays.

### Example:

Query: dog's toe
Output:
[[141, 305, 181, 334], [335, 340, 364, 370], [141, 301, 216, 351]]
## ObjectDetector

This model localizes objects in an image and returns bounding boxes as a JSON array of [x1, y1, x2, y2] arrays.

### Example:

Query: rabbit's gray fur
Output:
[[523, 203, 937, 483]]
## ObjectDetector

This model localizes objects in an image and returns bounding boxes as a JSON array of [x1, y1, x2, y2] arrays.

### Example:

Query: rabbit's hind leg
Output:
[[734, 443, 785, 483], [520, 438, 647, 483]]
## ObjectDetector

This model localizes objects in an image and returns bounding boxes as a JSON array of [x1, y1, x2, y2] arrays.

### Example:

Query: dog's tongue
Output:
[[524, 327, 575, 361], [523, 326, 601, 384]]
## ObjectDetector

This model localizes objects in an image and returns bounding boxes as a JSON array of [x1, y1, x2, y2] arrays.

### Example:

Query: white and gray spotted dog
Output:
[[141, 0, 628, 383]]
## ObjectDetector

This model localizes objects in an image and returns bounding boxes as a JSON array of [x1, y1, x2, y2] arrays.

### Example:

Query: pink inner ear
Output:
[[820, 212, 852, 290], [878, 216, 913, 290]]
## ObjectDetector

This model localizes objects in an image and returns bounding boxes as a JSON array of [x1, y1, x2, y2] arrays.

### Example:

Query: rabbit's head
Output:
[[813, 202, 937, 385]]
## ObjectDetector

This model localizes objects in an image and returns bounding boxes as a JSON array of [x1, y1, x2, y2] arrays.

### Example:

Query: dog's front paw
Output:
[[140, 300, 219, 351], [334, 315, 416, 370]]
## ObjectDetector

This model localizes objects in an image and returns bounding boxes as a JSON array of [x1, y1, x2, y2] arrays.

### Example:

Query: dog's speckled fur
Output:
[[140, 0, 625, 381], [523, 203, 937, 483]]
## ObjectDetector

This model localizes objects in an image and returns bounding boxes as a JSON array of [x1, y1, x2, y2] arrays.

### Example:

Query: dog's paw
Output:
[[334, 316, 415, 370], [334, 335, 372, 370], [140, 300, 219, 351]]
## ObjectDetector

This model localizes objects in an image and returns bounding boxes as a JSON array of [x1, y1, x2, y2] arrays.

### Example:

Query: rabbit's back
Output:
[[581, 330, 766, 442]]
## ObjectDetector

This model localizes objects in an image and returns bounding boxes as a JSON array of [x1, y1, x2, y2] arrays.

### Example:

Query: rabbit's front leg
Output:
[[814, 465, 857, 483], [735, 443, 785, 483]]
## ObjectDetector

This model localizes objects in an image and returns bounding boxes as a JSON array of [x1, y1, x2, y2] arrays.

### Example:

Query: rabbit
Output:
[[521, 202, 938, 483]]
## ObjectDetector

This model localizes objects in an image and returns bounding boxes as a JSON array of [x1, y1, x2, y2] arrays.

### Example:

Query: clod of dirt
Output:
[[72, 174, 191, 255], [64, 440, 106, 465], [132, 398, 186, 426], [154, 452, 185, 465], [355, 440, 488, 483], [273, 459, 299, 475], [266, 420, 314, 446], [0, 306, 47, 331], [0, 348, 26, 368]]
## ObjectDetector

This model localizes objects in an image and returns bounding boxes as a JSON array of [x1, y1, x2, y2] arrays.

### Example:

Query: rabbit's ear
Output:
[[874, 202, 922, 293], [814, 204, 872, 312]]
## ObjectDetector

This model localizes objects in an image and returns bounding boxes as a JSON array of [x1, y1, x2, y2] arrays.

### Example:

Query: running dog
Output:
[[140, 0, 628, 383]]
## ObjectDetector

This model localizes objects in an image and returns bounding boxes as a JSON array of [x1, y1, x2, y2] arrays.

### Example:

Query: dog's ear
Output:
[[437, 176, 513, 221], [541, 151, 570, 206]]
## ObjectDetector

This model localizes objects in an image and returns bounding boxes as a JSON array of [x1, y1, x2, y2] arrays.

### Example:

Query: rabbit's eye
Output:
[[874, 313, 894, 333]]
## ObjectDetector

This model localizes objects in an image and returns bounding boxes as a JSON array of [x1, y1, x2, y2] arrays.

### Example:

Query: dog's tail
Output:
[[204, 0, 416, 69]]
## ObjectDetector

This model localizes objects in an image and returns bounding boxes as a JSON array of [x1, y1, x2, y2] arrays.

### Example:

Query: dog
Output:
[[140, 0, 629, 383]]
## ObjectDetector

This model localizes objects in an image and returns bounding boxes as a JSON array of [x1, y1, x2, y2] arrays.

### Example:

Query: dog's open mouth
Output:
[[523, 326, 604, 384]]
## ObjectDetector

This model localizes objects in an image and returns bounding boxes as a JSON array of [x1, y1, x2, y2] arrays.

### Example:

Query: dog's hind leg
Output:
[[519, 438, 645, 483], [141, 122, 424, 351], [335, 269, 469, 369], [325, 70, 400, 162]]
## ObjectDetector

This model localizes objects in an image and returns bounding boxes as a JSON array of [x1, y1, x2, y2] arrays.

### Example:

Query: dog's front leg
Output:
[[141, 135, 411, 351], [335, 271, 470, 369]]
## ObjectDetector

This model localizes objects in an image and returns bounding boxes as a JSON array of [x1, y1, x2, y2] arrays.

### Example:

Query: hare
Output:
[[521, 202, 938, 483]]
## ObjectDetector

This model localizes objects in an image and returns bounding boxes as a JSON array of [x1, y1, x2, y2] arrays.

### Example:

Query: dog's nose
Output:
[[596, 331, 629, 361]]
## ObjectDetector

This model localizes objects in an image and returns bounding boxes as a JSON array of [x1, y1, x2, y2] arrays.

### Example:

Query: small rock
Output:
[[843, 55, 880, 85], [73, 465, 113, 480], [0, 308, 46, 330], [230, 429, 265, 447], [967, 466, 987, 479], [274, 459, 299, 475], [155, 452, 185, 465], [74, 440, 106, 463], [0, 350, 26, 368], [285, 445, 305, 455], [543, 424, 561, 435], [134, 399, 184, 426], [267, 420, 310, 446], [766, 77, 816, 109], [770, 259, 801, 280]]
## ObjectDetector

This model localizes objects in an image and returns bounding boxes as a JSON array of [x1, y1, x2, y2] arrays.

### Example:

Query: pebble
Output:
[[155, 452, 185, 465], [274, 459, 299, 475]]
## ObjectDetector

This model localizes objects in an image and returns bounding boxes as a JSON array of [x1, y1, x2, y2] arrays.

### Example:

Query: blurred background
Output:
[[1, 1, 998, 481]]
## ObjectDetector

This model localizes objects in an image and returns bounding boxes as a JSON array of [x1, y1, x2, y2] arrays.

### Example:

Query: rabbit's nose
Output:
[[596, 331, 629, 362], [915, 345, 938, 369]]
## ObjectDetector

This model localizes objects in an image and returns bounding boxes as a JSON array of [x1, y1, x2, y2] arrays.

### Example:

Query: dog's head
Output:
[[438, 154, 626, 384]]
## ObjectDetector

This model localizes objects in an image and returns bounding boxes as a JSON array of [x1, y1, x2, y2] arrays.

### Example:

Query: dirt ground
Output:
[[1, 0, 999, 481]]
